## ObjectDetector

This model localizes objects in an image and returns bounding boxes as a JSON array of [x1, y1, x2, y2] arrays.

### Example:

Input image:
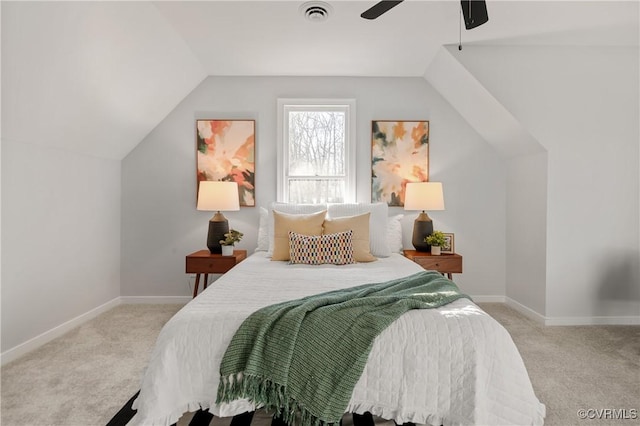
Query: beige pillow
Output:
[[322, 213, 377, 262], [272, 210, 326, 261]]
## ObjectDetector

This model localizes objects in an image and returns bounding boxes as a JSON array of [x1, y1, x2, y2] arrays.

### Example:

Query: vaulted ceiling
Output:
[[2, 1, 638, 160]]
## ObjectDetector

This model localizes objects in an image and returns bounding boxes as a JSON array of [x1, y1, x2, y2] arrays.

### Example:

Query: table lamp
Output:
[[197, 181, 240, 254], [404, 182, 445, 252]]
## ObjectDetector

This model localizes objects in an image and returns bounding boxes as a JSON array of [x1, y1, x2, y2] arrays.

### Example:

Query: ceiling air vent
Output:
[[300, 1, 333, 23]]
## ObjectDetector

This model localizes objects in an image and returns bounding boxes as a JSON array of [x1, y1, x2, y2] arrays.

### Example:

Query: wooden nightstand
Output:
[[403, 250, 463, 280], [186, 249, 247, 297]]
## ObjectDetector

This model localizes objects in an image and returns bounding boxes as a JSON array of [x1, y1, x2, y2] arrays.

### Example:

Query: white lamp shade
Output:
[[197, 181, 240, 211], [404, 182, 445, 211]]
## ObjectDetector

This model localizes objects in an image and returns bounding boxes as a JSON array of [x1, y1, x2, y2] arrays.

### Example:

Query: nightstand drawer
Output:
[[185, 250, 247, 298], [403, 250, 463, 276], [186, 257, 235, 273], [412, 256, 462, 273], [185, 250, 247, 274]]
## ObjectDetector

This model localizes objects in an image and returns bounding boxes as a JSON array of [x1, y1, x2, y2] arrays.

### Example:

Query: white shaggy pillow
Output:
[[256, 207, 269, 252], [267, 202, 327, 256], [387, 214, 404, 254], [327, 203, 390, 257]]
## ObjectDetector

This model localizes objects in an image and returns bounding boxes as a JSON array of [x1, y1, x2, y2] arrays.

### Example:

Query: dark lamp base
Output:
[[412, 216, 434, 252], [207, 219, 229, 254]]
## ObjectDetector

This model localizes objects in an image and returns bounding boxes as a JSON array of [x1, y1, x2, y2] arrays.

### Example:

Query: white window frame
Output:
[[276, 98, 356, 203]]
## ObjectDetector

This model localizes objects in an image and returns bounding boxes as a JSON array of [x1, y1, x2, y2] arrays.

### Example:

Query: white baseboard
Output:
[[545, 316, 640, 326], [505, 297, 546, 324], [1, 297, 121, 366], [120, 296, 191, 304], [471, 295, 506, 303], [504, 297, 640, 325], [1, 295, 190, 366]]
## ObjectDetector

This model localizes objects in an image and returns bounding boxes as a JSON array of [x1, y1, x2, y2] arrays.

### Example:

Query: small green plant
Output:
[[425, 230, 446, 247], [220, 229, 243, 246]]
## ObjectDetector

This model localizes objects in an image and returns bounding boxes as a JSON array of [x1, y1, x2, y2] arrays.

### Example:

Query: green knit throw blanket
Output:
[[216, 271, 470, 426]]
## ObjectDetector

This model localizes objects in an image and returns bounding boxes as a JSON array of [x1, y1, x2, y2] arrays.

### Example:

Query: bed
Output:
[[130, 203, 545, 426]]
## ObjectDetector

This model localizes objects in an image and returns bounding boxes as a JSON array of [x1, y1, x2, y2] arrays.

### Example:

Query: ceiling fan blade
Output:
[[361, 0, 404, 20], [460, 0, 488, 29]]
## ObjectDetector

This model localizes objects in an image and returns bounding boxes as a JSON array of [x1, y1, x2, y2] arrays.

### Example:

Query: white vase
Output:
[[221, 245, 234, 256], [431, 246, 441, 256]]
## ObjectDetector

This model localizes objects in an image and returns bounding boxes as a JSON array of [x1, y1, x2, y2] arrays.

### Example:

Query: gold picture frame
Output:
[[442, 233, 455, 254], [196, 119, 255, 207]]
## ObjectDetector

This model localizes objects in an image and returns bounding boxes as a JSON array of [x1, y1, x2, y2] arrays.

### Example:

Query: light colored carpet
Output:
[[1, 303, 638, 426], [480, 303, 640, 426], [1, 304, 182, 426]]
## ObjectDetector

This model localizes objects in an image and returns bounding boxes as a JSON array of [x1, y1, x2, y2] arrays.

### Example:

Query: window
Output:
[[277, 99, 356, 203]]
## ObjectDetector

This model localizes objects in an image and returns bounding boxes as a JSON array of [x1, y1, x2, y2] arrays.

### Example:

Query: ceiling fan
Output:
[[361, 0, 489, 30]]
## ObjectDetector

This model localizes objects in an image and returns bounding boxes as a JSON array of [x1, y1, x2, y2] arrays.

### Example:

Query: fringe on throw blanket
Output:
[[218, 373, 341, 426]]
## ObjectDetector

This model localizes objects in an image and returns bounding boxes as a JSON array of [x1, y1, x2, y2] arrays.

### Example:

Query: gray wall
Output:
[[506, 152, 548, 316], [121, 76, 507, 298], [1, 140, 121, 352], [455, 46, 640, 321]]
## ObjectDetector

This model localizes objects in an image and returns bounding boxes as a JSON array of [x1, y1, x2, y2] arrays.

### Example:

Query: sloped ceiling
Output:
[[2, 1, 637, 160], [1, 2, 206, 160]]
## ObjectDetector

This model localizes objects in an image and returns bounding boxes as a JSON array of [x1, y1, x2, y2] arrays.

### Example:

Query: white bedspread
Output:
[[130, 253, 545, 426]]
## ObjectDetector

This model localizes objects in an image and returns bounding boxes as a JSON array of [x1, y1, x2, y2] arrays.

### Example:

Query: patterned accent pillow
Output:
[[289, 230, 356, 265]]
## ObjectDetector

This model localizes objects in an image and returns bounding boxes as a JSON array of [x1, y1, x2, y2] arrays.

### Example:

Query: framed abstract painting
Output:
[[196, 119, 255, 207], [371, 120, 429, 206]]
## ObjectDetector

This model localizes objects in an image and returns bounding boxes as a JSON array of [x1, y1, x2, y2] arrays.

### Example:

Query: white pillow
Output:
[[256, 207, 269, 252], [327, 203, 390, 257], [267, 202, 327, 256], [387, 214, 404, 254]]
